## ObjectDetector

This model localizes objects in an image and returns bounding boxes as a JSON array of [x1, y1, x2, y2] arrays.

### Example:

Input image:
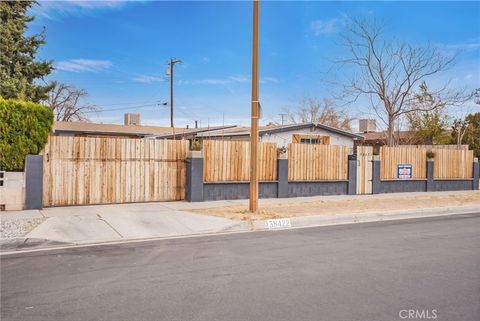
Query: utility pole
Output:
[[279, 113, 287, 125], [249, 0, 259, 212], [167, 58, 182, 128]]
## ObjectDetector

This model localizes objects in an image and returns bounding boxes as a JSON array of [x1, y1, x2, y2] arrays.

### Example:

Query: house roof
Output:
[[53, 121, 235, 138], [362, 131, 418, 142], [196, 123, 364, 140]]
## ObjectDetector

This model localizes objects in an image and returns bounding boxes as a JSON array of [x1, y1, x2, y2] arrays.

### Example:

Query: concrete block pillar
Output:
[[426, 159, 434, 192], [185, 151, 204, 202], [25, 155, 43, 209], [277, 154, 289, 198], [372, 156, 381, 194], [347, 154, 357, 195], [473, 158, 479, 191]]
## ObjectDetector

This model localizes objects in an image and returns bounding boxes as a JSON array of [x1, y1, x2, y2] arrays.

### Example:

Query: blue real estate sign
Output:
[[397, 164, 413, 179]]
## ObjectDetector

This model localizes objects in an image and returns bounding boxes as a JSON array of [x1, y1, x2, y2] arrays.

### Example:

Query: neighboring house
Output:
[[52, 113, 235, 140], [195, 123, 364, 149], [358, 130, 420, 147]]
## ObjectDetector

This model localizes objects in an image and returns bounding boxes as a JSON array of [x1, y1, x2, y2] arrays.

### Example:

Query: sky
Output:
[[29, 0, 480, 129]]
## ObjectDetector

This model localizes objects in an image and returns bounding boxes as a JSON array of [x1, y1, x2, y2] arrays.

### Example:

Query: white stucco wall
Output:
[[260, 127, 356, 149]]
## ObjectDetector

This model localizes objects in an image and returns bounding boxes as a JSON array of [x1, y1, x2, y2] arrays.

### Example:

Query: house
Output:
[[355, 118, 417, 147], [195, 123, 364, 149], [52, 113, 235, 140], [359, 130, 421, 147]]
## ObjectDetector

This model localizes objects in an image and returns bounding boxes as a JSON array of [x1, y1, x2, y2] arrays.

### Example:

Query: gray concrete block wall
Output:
[[372, 158, 478, 194], [288, 181, 348, 197], [431, 180, 474, 192], [347, 157, 357, 195], [203, 182, 278, 201], [473, 161, 479, 190], [185, 152, 204, 202], [25, 155, 43, 210], [277, 158, 289, 198], [426, 160, 434, 192], [379, 180, 427, 193], [186, 153, 478, 202], [372, 159, 381, 194]]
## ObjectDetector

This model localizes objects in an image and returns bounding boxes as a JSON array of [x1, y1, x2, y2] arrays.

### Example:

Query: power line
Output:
[[84, 102, 166, 114]]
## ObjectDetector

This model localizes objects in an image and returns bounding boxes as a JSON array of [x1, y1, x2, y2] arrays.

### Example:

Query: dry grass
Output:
[[192, 191, 480, 221]]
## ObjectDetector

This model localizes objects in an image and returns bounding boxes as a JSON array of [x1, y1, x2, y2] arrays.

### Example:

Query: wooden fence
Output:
[[380, 147, 427, 179], [42, 136, 189, 206], [203, 140, 277, 182], [380, 146, 474, 179], [432, 148, 474, 179], [288, 143, 348, 181], [401, 144, 469, 150]]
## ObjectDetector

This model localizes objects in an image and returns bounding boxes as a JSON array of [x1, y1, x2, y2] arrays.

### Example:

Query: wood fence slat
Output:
[[42, 136, 188, 206], [202, 140, 277, 182], [287, 143, 348, 181]]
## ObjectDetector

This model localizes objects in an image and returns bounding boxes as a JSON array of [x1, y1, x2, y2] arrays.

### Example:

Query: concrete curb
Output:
[[1, 205, 479, 255], [251, 205, 480, 231]]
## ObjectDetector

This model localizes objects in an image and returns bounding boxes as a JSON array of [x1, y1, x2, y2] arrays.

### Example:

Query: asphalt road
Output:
[[1, 214, 480, 321]]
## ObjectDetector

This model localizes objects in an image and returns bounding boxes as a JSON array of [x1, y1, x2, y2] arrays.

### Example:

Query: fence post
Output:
[[372, 155, 381, 194], [426, 159, 434, 192], [473, 158, 479, 191], [25, 155, 43, 209], [347, 154, 357, 195], [277, 153, 288, 198], [185, 151, 204, 202]]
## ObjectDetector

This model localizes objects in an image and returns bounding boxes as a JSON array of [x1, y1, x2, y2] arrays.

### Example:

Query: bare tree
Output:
[[286, 97, 354, 131], [452, 119, 469, 147], [44, 82, 98, 122], [339, 18, 467, 146]]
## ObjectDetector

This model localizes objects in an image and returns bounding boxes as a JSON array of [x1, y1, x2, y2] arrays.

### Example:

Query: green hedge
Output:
[[0, 98, 53, 171]]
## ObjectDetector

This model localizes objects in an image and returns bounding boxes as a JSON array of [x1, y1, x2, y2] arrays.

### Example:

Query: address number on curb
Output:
[[266, 218, 292, 229]]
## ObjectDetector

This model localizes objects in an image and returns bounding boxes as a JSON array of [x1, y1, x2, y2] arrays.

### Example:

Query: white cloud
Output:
[[183, 79, 230, 85], [311, 18, 341, 36], [55, 59, 112, 73], [261, 76, 279, 84], [132, 75, 164, 83], [33, 0, 131, 19], [180, 75, 279, 86], [229, 75, 249, 83], [436, 38, 480, 53]]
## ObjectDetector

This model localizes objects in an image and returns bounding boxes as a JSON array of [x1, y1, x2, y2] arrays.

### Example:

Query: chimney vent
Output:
[[124, 113, 140, 126], [359, 119, 376, 133]]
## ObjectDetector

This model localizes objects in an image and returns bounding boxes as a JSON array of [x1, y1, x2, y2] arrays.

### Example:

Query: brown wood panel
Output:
[[433, 148, 474, 179], [380, 147, 427, 179], [203, 140, 277, 182], [287, 143, 348, 181], [42, 136, 188, 206]]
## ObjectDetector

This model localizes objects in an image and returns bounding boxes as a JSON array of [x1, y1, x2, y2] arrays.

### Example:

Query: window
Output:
[[300, 138, 321, 144], [293, 134, 330, 145]]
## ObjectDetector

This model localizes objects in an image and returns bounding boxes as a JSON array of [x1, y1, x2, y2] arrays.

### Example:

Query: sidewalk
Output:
[[1, 190, 479, 252]]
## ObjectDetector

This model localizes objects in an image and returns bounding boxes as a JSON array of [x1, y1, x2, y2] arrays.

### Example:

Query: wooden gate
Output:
[[42, 136, 189, 206], [356, 146, 373, 194]]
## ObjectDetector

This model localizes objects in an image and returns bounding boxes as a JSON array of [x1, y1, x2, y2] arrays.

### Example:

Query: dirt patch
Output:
[[192, 192, 480, 221]]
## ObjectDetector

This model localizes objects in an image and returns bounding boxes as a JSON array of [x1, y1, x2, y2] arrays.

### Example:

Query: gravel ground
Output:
[[193, 191, 480, 221], [0, 218, 46, 239]]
